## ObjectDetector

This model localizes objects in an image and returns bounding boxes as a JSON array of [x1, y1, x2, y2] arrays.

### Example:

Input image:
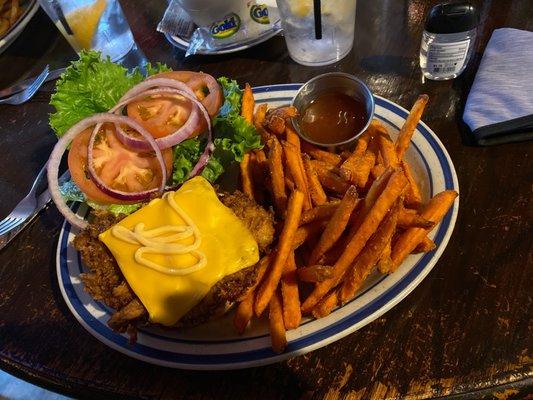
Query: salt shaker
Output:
[[420, 2, 479, 80]]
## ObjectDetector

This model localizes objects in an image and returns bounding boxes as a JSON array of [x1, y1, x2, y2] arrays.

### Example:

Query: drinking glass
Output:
[[275, 0, 357, 66], [38, 0, 137, 62]]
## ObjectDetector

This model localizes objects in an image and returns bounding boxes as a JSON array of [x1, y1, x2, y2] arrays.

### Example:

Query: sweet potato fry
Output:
[[314, 166, 350, 195], [269, 105, 298, 119], [376, 149, 384, 166], [300, 200, 340, 225], [251, 149, 267, 203], [319, 237, 350, 265], [402, 160, 423, 209], [369, 119, 389, 134], [398, 207, 434, 229], [308, 186, 359, 265], [312, 290, 339, 318], [303, 154, 328, 206], [254, 148, 267, 163], [413, 236, 436, 253], [9, 0, 19, 25], [301, 142, 342, 166], [252, 149, 267, 179], [256, 124, 272, 143], [297, 265, 333, 283], [285, 122, 301, 147], [377, 132, 399, 168], [241, 83, 255, 123], [240, 153, 255, 200], [264, 106, 298, 135], [376, 239, 393, 274], [283, 141, 312, 210], [293, 220, 328, 249], [255, 190, 304, 316], [233, 255, 272, 334], [391, 190, 458, 270], [242, 255, 273, 301], [345, 150, 376, 188], [301, 171, 408, 313], [339, 129, 372, 178], [346, 126, 373, 160], [371, 163, 386, 180], [281, 252, 301, 329], [0, 19, 9, 37], [233, 294, 254, 335], [286, 126, 312, 206], [267, 136, 287, 215], [348, 168, 394, 236], [340, 201, 400, 303], [340, 150, 351, 160], [338, 120, 386, 181], [265, 115, 285, 135], [310, 159, 337, 173], [253, 103, 268, 127], [285, 174, 295, 191], [395, 94, 429, 160], [269, 289, 287, 354]]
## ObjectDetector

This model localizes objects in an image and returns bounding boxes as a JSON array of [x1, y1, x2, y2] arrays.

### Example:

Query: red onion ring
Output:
[[86, 116, 167, 202], [110, 88, 202, 151], [117, 78, 195, 102], [188, 140, 214, 178], [48, 114, 164, 230], [148, 71, 223, 117], [185, 73, 223, 117]]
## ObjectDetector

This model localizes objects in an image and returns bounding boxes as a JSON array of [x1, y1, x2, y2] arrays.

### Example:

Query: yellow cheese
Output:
[[99, 176, 259, 326]]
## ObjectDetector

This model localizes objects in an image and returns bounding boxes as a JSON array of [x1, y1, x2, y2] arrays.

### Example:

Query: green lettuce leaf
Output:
[[59, 180, 86, 203], [170, 78, 262, 186], [106, 203, 143, 216], [171, 139, 202, 184], [171, 139, 225, 185], [49, 50, 170, 137], [60, 179, 142, 216], [213, 115, 262, 162], [86, 200, 142, 216], [217, 76, 242, 117]]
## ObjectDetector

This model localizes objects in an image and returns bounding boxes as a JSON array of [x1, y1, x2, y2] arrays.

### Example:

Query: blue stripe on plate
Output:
[[58, 85, 457, 366]]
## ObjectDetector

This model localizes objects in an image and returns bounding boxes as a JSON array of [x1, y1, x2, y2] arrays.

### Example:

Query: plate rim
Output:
[[56, 85, 459, 370], [0, 0, 39, 53]]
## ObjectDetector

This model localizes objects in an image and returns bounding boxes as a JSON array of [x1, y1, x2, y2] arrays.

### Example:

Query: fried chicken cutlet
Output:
[[73, 190, 275, 336]]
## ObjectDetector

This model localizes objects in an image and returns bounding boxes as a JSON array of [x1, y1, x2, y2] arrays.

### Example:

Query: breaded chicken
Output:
[[73, 191, 275, 336], [219, 190, 275, 252]]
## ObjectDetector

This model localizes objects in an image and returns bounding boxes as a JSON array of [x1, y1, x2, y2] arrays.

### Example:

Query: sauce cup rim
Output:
[[291, 72, 375, 147]]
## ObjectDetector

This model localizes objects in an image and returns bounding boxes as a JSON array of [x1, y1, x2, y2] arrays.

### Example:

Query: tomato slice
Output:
[[126, 71, 222, 140], [68, 125, 173, 204], [154, 71, 223, 118], [126, 94, 200, 139]]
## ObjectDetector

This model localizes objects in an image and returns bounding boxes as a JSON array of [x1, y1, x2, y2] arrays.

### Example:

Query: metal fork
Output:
[[0, 65, 50, 105], [0, 164, 47, 235]]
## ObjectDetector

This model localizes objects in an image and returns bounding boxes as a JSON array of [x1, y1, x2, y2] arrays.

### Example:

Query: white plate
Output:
[[56, 84, 459, 370], [0, 0, 39, 54]]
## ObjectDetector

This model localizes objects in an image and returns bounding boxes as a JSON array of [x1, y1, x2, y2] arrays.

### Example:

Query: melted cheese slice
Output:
[[99, 176, 259, 326]]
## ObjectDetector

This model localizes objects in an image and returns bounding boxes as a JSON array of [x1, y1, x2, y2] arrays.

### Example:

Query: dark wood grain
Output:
[[0, 1, 531, 399]]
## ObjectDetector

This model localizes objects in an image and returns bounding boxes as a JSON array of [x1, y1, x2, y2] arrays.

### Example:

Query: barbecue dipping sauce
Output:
[[299, 92, 367, 145]]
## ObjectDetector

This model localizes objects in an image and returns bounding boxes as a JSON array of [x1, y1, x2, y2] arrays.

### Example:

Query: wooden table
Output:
[[0, 1, 531, 399]]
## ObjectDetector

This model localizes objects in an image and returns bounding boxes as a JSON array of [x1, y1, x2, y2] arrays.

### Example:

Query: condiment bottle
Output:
[[420, 2, 479, 80]]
